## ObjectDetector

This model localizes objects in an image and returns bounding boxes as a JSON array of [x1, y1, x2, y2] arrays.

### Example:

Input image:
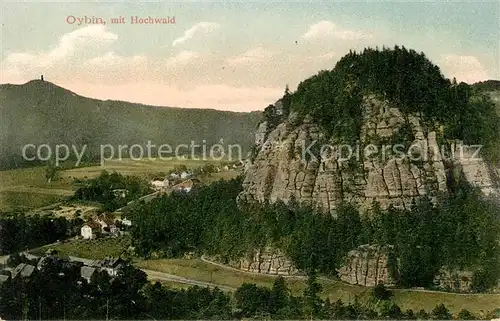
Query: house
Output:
[[118, 218, 132, 226], [150, 177, 169, 191], [151, 180, 165, 189], [81, 221, 100, 239], [95, 214, 115, 233], [112, 189, 128, 198], [93, 257, 124, 277], [11, 263, 35, 279], [180, 171, 192, 179], [80, 266, 96, 282], [37, 256, 51, 270], [37, 255, 74, 276], [110, 225, 120, 237], [172, 178, 200, 193]]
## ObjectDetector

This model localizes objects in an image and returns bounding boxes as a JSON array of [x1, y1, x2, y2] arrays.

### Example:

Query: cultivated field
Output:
[[61, 158, 236, 179], [0, 158, 241, 212], [0, 166, 74, 212]]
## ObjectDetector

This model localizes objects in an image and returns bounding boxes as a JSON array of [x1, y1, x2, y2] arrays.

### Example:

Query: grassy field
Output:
[[0, 158, 240, 212], [137, 259, 369, 303], [200, 170, 241, 183], [0, 166, 75, 212], [391, 289, 500, 316], [30, 237, 500, 315], [61, 158, 234, 179], [136, 258, 500, 315], [32, 236, 131, 259]]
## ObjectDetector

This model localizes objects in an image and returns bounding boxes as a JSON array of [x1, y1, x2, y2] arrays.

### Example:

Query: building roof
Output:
[[12, 263, 35, 278], [0, 275, 10, 284], [173, 178, 200, 191], [93, 257, 123, 268], [97, 214, 115, 226], [37, 256, 49, 270], [83, 221, 100, 230], [80, 266, 96, 280]]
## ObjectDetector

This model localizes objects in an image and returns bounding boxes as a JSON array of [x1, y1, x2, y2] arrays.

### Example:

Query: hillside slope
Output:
[[0, 80, 262, 169]]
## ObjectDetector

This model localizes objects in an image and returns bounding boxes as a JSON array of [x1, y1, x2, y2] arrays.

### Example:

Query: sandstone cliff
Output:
[[227, 247, 299, 276], [336, 244, 397, 286], [239, 95, 500, 214]]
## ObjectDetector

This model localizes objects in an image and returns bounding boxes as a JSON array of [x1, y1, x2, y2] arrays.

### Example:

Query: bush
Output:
[[371, 283, 392, 301], [431, 303, 452, 320], [457, 309, 476, 320]]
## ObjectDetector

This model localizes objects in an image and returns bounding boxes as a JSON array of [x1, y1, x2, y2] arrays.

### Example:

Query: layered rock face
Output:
[[336, 244, 397, 287], [218, 247, 298, 276], [239, 95, 500, 214], [433, 268, 474, 293]]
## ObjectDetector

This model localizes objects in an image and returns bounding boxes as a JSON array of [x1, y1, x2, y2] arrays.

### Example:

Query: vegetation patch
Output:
[[34, 235, 131, 259], [286, 46, 500, 161]]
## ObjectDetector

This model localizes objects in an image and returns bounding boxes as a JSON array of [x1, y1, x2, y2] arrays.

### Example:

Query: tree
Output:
[[379, 302, 403, 319], [282, 84, 292, 117], [416, 309, 430, 320], [371, 283, 392, 301], [285, 84, 291, 95], [302, 272, 324, 319], [45, 165, 58, 182], [405, 309, 416, 319], [457, 309, 476, 320], [431, 303, 452, 320], [234, 283, 270, 318], [269, 276, 290, 315]]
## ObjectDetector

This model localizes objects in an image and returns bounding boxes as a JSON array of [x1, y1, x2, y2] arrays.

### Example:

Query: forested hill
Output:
[[473, 80, 500, 92], [0, 80, 262, 169], [474, 80, 500, 117], [283, 46, 500, 161]]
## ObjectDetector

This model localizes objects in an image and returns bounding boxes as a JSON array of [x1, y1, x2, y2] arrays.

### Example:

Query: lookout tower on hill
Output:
[[40, 75, 44, 81]]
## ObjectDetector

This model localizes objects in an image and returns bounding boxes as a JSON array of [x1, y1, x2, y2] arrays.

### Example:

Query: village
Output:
[[0, 161, 246, 288], [0, 248, 127, 286], [78, 160, 245, 240]]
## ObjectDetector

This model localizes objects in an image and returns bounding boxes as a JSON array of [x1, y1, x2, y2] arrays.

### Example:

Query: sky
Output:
[[0, 1, 499, 112]]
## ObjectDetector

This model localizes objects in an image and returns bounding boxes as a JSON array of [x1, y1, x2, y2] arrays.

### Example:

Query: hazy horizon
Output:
[[1, 1, 499, 112]]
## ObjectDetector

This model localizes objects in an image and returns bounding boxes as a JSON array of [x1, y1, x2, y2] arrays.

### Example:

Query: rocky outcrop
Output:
[[336, 244, 397, 287], [254, 121, 269, 147], [227, 247, 299, 276], [239, 95, 500, 214], [434, 268, 474, 293], [453, 142, 500, 197]]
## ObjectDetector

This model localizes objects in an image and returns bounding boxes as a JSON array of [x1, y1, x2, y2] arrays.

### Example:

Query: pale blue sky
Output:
[[1, 1, 498, 111]]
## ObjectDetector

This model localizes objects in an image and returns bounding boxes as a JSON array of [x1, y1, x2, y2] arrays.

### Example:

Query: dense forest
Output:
[[266, 46, 500, 161], [0, 256, 489, 320], [128, 176, 500, 292], [0, 214, 80, 255]]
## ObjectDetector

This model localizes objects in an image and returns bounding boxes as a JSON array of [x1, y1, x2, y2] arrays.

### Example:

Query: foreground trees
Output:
[[2, 258, 485, 320], [128, 176, 500, 291]]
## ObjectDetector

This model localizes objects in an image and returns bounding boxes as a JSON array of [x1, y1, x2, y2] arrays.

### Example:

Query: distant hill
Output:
[[473, 80, 500, 116], [0, 80, 262, 169], [473, 80, 500, 91]]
